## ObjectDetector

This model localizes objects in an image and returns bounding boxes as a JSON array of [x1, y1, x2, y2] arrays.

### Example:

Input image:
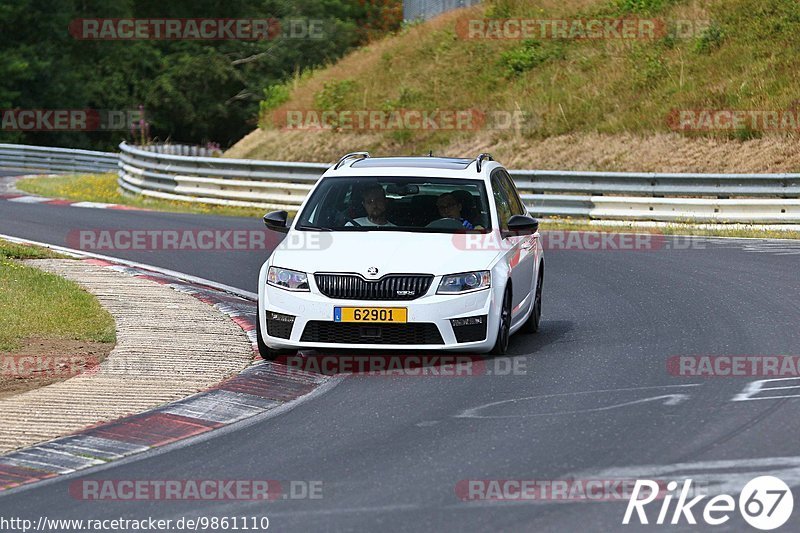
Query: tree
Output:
[[0, 0, 402, 150]]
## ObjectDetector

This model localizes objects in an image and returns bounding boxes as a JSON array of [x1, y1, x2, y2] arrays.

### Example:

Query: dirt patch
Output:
[[0, 337, 113, 400]]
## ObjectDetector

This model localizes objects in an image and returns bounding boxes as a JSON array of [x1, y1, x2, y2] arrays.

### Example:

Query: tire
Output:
[[490, 287, 512, 355], [256, 312, 293, 361], [522, 264, 543, 334]]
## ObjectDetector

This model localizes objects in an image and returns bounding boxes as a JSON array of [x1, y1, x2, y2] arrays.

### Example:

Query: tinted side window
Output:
[[491, 173, 513, 231], [500, 170, 526, 216]]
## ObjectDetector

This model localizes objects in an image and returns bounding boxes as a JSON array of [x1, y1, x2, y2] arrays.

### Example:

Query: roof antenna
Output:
[[428, 150, 433, 157]]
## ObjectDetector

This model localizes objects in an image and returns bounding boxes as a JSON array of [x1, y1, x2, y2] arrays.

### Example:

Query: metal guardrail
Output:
[[117, 142, 800, 223], [511, 170, 800, 223], [3, 142, 800, 223], [117, 142, 327, 210], [403, 0, 481, 21], [0, 143, 118, 173]]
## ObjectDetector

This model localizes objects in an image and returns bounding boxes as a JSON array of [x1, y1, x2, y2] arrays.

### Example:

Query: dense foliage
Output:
[[0, 0, 401, 150]]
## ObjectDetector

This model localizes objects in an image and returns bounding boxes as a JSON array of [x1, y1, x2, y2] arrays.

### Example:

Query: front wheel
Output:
[[490, 288, 512, 355]]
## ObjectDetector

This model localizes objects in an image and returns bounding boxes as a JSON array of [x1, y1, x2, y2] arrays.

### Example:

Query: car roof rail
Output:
[[334, 151, 370, 170], [475, 153, 494, 173]]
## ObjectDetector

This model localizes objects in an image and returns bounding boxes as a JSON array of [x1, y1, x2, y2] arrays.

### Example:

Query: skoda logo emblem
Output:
[[367, 267, 379, 276]]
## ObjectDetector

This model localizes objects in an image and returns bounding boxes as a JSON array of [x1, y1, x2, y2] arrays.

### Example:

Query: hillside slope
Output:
[[227, 0, 800, 172]]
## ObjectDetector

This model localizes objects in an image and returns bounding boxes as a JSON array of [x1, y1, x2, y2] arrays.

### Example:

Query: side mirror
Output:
[[263, 210, 289, 233], [504, 215, 539, 237]]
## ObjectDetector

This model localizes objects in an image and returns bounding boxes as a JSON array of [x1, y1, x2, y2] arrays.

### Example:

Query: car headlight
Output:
[[437, 271, 491, 294], [267, 266, 309, 291]]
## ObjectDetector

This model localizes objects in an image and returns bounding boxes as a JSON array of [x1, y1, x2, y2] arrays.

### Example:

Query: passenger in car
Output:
[[436, 192, 479, 230], [348, 184, 396, 227]]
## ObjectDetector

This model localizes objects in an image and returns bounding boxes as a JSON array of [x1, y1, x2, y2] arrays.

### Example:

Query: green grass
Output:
[[241, 0, 800, 154], [541, 218, 800, 240], [0, 240, 116, 352], [0, 240, 69, 261], [16, 173, 273, 219]]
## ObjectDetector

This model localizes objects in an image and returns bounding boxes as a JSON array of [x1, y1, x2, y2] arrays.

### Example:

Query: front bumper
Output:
[[258, 278, 500, 353]]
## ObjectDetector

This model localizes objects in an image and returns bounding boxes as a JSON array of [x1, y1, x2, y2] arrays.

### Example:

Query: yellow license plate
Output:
[[334, 307, 407, 323]]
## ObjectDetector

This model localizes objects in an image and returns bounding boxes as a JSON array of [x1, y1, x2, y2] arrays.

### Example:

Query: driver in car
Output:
[[436, 192, 477, 230], [348, 184, 396, 227]]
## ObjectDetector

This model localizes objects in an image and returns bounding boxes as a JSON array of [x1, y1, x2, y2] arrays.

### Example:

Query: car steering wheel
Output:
[[425, 217, 463, 229]]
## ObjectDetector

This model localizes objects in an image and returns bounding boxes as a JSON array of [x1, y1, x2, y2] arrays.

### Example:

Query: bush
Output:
[[500, 40, 565, 77], [628, 46, 668, 88], [259, 84, 291, 113], [694, 24, 726, 54], [314, 80, 360, 111]]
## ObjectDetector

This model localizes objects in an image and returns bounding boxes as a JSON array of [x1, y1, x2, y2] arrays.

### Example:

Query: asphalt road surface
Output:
[[1, 172, 800, 532]]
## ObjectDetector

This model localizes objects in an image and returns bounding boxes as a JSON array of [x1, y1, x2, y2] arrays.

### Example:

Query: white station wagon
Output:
[[257, 152, 543, 358]]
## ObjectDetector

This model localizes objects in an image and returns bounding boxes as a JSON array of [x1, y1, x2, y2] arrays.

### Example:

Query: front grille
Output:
[[315, 274, 433, 300], [301, 321, 444, 345]]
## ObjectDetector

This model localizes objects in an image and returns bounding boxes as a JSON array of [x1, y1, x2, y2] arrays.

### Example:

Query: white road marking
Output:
[[733, 377, 800, 402], [569, 456, 800, 496], [69, 201, 116, 209], [455, 384, 700, 419], [7, 195, 51, 203]]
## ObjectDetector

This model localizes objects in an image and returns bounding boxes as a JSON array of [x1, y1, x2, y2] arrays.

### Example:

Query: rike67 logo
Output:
[[623, 476, 794, 530]]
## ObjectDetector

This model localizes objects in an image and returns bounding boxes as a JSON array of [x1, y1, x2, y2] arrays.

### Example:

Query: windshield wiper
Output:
[[296, 224, 333, 232]]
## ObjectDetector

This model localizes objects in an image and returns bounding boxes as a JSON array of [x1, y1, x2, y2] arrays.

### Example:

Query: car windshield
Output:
[[295, 177, 492, 233]]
